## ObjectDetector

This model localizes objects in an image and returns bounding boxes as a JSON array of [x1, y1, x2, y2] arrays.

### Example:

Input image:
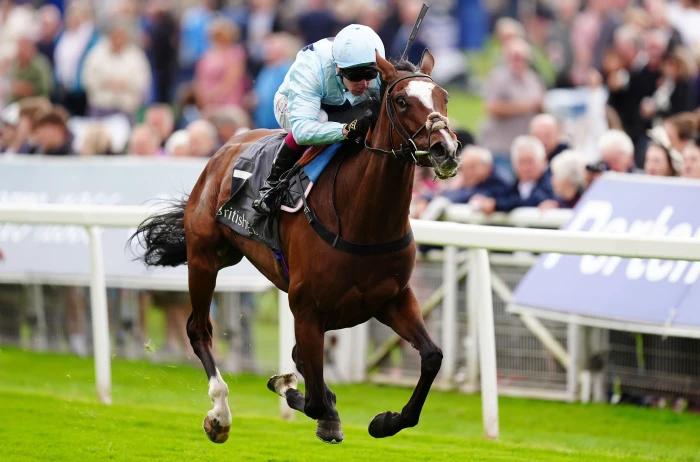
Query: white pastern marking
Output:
[[406, 80, 436, 111], [208, 369, 232, 425], [440, 128, 458, 154]]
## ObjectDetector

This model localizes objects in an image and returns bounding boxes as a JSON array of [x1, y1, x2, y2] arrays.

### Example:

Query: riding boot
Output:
[[252, 142, 303, 214]]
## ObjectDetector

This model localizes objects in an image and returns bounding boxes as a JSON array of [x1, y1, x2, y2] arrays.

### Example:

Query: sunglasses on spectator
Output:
[[340, 65, 378, 82]]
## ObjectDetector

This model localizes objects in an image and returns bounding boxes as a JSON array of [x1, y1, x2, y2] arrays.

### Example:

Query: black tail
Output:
[[129, 198, 188, 267]]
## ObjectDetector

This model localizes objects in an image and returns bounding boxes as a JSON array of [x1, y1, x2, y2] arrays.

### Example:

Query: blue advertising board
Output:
[[512, 174, 700, 330]]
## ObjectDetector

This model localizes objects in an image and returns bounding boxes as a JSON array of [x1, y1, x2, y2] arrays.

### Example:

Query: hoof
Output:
[[267, 373, 298, 397], [316, 419, 344, 444], [368, 411, 403, 438], [203, 415, 230, 444]]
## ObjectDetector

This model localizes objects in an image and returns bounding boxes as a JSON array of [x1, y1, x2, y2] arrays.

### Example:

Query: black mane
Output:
[[380, 59, 420, 98], [391, 59, 418, 73]]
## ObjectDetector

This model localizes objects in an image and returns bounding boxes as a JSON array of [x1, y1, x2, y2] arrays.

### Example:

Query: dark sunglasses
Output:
[[340, 66, 378, 82]]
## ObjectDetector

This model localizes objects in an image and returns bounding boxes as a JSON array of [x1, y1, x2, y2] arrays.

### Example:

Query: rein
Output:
[[300, 152, 414, 256]]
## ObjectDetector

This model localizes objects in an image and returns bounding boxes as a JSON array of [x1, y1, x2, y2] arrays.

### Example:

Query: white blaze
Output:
[[405, 80, 458, 153], [406, 80, 435, 111]]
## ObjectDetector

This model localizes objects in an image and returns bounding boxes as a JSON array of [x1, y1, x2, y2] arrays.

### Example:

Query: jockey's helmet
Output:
[[332, 24, 385, 70]]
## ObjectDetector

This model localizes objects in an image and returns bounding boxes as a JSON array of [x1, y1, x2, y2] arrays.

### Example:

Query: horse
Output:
[[131, 50, 460, 444]]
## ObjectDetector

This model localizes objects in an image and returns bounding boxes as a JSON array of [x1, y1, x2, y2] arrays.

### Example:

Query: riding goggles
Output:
[[339, 65, 378, 82]]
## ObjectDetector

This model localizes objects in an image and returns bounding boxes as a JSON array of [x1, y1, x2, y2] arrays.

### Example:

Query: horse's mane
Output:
[[380, 60, 419, 97]]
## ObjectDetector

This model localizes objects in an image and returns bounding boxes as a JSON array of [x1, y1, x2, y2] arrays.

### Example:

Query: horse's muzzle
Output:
[[429, 142, 458, 179]]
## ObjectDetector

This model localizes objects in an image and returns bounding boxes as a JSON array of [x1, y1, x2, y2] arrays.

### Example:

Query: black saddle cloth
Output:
[[216, 133, 311, 251]]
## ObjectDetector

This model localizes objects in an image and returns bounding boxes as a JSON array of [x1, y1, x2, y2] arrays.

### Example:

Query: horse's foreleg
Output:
[[268, 343, 337, 413], [269, 317, 343, 443], [186, 255, 231, 444], [369, 289, 442, 438]]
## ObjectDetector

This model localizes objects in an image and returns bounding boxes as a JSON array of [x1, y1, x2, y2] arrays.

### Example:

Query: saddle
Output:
[[216, 133, 343, 251]]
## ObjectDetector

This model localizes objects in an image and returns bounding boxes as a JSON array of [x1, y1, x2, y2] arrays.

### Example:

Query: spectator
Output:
[[480, 38, 545, 181], [143, 0, 179, 103], [252, 32, 298, 129], [77, 122, 113, 156], [681, 142, 700, 178], [388, 0, 430, 63], [541, 149, 588, 209], [241, 0, 283, 77], [296, 0, 339, 46], [36, 4, 62, 68], [411, 166, 441, 209], [186, 119, 218, 157], [667, 0, 700, 47], [663, 111, 697, 151], [644, 125, 684, 176], [53, 0, 100, 116], [604, 25, 643, 144], [640, 47, 697, 125], [144, 103, 175, 146], [127, 124, 161, 156], [0, 102, 19, 153], [208, 105, 250, 144], [194, 17, 247, 113], [549, 0, 580, 87], [9, 30, 53, 103], [529, 113, 569, 163], [473, 136, 553, 213], [82, 18, 152, 122], [164, 129, 190, 156], [177, 0, 217, 83], [644, 141, 682, 176], [30, 109, 73, 155], [598, 129, 636, 172], [413, 145, 510, 219], [6, 97, 53, 154], [443, 146, 510, 204]]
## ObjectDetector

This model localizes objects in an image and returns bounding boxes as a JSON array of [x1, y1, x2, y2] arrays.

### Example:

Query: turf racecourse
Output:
[[1, 348, 699, 461]]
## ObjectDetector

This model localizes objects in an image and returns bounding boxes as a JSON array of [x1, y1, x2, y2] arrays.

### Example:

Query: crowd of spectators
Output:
[[3, 0, 700, 358], [413, 0, 700, 222]]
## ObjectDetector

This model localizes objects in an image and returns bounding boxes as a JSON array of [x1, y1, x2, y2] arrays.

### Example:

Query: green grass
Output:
[[1, 348, 699, 461], [446, 90, 484, 134]]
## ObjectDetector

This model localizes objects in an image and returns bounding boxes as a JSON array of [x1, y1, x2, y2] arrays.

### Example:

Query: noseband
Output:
[[365, 73, 453, 164]]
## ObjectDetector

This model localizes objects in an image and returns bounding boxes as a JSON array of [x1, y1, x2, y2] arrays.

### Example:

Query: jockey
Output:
[[253, 24, 385, 214]]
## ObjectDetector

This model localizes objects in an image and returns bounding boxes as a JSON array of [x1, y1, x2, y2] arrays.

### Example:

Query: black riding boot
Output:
[[252, 142, 302, 214]]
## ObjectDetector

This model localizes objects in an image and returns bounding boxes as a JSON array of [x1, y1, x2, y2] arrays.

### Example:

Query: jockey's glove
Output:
[[344, 111, 374, 144]]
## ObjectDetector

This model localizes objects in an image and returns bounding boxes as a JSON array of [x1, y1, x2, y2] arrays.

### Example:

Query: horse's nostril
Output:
[[429, 143, 447, 159]]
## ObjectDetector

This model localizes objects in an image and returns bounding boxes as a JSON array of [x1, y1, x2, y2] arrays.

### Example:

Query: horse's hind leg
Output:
[[369, 288, 442, 438], [268, 318, 343, 443], [186, 241, 231, 444]]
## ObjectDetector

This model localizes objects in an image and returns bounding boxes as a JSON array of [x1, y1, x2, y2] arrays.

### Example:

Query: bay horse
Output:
[[131, 51, 460, 444]]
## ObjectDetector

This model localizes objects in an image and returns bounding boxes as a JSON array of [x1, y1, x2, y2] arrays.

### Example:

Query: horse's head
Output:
[[369, 50, 460, 179]]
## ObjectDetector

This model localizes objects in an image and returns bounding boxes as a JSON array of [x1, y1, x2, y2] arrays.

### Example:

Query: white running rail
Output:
[[2, 203, 700, 439]]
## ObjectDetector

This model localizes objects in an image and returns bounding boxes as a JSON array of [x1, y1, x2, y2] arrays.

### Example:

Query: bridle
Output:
[[364, 72, 457, 169]]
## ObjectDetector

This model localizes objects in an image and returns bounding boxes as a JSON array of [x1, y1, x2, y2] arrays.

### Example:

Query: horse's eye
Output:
[[396, 97, 408, 109]]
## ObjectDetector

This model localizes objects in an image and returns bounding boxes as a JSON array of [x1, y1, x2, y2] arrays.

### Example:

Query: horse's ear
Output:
[[419, 49, 435, 75], [376, 51, 396, 82]]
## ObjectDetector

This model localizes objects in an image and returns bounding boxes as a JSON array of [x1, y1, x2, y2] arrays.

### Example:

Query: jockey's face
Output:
[[342, 76, 372, 96], [338, 65, 377, 96]]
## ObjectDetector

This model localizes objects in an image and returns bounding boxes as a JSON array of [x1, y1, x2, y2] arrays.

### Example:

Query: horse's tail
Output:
[[129, 198, 188, 267]]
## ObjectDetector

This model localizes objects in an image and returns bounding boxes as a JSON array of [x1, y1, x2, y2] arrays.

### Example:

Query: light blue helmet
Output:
[[332, 24, 385, 69]]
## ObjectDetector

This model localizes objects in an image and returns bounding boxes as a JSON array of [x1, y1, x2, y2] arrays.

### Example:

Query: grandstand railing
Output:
[[1, 203, 700, 439]]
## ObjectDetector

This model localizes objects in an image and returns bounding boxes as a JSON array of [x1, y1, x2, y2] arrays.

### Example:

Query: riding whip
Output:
[[400, 2, 430, 63]]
